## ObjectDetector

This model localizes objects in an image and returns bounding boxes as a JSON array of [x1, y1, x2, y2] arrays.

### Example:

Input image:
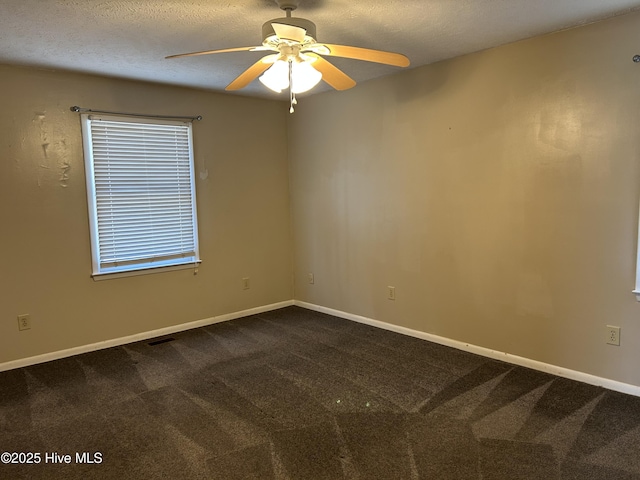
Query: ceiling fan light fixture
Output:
[[259, 57, 322, 94]]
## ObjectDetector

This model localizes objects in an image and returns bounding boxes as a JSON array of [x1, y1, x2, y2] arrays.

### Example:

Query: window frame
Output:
[[81, 113, 201, 279]]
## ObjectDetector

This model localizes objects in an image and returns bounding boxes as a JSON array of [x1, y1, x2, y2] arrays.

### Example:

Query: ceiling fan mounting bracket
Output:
[[276, 0, 299, 12]]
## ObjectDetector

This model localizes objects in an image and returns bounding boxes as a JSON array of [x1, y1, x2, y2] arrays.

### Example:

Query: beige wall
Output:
[[289, 12, 640, 386], [0, 65, 293, 364]]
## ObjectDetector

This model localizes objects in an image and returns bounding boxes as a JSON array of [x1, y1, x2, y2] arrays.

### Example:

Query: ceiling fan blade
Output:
[[166, 46, 270, 60], [309, 43, 410, 67], [307, 54, 356, 91], [272, 23, 307, 42], [225, 55, 278, 91]]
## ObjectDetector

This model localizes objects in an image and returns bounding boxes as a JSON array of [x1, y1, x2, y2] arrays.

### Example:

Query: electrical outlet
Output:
[[242, 277, 250, 290], [606, 325, 620, 346], [388, 286, 396, 301], [17, 314, 31, 331], [308, 273, 314, 284]]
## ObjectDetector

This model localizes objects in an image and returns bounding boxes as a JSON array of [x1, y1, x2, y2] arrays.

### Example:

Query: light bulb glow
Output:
[[291, 61, 322, 94], [259, 60, 290, 93], [259, 58, 322, 94]]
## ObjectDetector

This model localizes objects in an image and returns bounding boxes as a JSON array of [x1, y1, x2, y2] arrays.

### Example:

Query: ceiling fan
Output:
[[166, 0, 410, 112]]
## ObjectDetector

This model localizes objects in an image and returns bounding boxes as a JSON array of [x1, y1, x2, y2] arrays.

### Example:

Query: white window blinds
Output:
[[81, 114, 200, 277]]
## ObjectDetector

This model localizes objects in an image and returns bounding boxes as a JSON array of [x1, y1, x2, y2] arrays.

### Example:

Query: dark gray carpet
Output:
[[1, 306, 640, 479]]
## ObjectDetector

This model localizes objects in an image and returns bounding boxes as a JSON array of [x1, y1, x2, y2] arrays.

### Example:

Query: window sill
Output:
[[92, 261, 201, 281], [633, 290, 640, 302]]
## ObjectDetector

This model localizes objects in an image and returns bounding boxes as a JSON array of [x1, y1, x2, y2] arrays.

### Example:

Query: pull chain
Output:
[[289, 60, 296, 113]]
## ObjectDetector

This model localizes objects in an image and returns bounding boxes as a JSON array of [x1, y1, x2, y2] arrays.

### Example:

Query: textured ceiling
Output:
[[1, 0, 640, 99]]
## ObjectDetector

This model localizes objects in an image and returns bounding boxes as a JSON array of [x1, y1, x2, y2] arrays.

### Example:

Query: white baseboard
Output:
[[0, 300, 294, 373], [6, 298, 640, 398], [294, 300, 640, 398]]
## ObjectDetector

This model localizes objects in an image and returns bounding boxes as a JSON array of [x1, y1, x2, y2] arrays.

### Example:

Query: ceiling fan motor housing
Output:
[[262, 17, 317, 43]]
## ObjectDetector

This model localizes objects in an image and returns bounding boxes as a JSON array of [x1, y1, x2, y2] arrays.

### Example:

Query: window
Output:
[[81, 114, 200, 278]]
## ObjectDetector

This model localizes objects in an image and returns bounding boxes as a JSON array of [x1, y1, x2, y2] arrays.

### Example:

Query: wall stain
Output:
[[58, 139, 70, 187], [30, 112, 72, 188], [33, 112, 49, 187], [34, 112, 47, 148], [59, 161, 71, 187]]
